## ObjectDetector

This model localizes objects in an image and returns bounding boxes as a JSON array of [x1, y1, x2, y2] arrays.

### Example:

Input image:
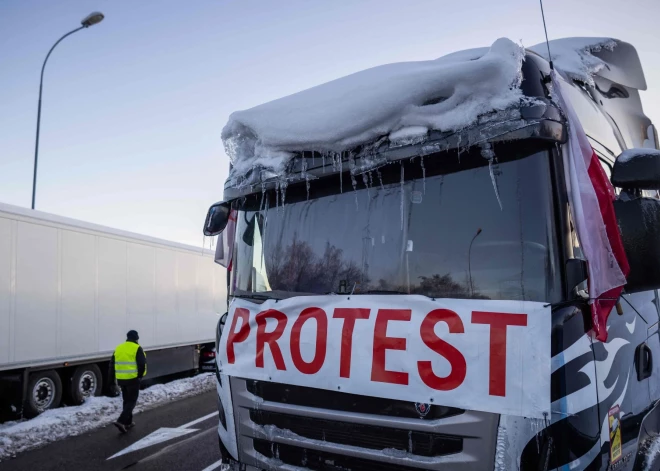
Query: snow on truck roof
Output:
[[222, 37, 646, 183]]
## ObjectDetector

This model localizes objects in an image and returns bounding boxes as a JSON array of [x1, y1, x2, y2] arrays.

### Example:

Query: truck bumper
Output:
[[220, 376, 499, 471]]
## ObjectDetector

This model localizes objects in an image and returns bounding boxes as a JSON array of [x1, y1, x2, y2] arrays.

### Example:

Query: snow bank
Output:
[[223, 38, 525, 181], [0, 374, 215, 461]]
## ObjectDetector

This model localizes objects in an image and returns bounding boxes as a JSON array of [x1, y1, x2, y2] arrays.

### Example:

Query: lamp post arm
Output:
[[32, 25, 86, 210]]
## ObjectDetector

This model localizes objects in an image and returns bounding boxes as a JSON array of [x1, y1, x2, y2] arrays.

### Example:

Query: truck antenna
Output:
[[539, 0, 554, 70]]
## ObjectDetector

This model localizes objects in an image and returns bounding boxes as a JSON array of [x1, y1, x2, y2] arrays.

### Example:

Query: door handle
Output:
[[636, 343, 653, 381]]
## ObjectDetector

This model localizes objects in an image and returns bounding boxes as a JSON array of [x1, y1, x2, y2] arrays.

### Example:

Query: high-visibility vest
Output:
[[114, 342, 147, 380]]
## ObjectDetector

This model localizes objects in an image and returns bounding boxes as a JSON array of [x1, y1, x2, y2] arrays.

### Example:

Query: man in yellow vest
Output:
[[110, 330, 147, 433]]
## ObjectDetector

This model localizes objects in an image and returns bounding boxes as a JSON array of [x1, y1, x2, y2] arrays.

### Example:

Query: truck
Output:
[[0, 202, 226, 418], [205, 37, 660, 470]]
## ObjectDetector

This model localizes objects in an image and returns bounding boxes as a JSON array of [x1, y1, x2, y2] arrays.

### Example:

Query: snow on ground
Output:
[[222, 37, 627, 186], [0, 373, 215, 461]]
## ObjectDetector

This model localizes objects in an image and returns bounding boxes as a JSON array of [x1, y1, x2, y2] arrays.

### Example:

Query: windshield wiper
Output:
[[232, 293, 278, 302], [232, 290, 316, 302], [360, 290, 410, 295]]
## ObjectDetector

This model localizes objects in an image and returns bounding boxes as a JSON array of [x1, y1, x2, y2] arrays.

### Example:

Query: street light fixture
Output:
[[81, 12, 105, 27], [31, 12, 105, 210]]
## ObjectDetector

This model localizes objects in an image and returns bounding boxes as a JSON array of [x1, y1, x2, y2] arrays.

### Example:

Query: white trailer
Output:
[[0, 202, 226, 417]]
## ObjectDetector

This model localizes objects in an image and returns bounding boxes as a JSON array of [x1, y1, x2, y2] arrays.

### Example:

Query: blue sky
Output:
[[1, 0, 658, 246]]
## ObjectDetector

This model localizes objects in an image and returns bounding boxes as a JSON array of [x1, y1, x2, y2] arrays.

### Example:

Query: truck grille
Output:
[[253, 439, 427, 471], [246, 380, 463, 420], [231, 378, 499, 471], [249, 409, 462, 457]]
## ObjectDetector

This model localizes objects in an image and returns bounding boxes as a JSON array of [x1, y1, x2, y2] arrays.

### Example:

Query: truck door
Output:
[[647, 290, 660, 403], [595, 158, 654, 468]]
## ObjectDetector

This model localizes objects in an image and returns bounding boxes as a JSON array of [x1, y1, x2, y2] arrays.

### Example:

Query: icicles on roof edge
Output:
[[222, 38, 525, 185]]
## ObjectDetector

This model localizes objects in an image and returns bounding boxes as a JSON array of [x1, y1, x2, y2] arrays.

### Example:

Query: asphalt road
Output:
[[0, 390, 227, 471]]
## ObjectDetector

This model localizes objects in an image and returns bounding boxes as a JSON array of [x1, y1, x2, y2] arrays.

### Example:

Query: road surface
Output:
[[0, 390, 227, 471]]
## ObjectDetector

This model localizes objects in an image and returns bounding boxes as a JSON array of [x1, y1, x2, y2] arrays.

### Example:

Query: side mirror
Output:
[[242, 213, 265, 246], [612, 148, 660, 190], [614, 197, 660, 293], [203, 201, 231, 236], [612, 148, 660, 293]]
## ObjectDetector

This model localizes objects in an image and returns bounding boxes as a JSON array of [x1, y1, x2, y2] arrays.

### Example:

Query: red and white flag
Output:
[[553, 72, 630, 341]]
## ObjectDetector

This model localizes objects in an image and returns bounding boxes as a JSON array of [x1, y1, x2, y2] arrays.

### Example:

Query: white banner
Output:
[[217, 295, 551, 418]]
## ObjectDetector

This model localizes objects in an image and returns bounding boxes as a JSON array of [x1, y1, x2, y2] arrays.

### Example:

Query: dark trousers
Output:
[[118, 379, 140, 425]]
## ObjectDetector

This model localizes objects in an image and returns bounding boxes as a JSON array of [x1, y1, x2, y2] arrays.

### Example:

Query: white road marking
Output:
[[107, 428, 198, 459], [107, 411, 218, 460], [200, 459, 226, 471], [178, 411, 218, 429]]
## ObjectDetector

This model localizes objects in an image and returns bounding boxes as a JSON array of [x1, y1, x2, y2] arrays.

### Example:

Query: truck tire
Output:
[[68, 365, 103, 405], [24, 370, 62, 418]]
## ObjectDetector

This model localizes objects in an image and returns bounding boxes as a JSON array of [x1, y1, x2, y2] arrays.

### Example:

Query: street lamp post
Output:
[[31, 12, 105, 210], [468, 228, 482, 297]]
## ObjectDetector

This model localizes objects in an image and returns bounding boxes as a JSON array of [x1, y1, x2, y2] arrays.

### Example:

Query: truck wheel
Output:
[[68, 365, 103, 405], [24, 370, 62, 418]]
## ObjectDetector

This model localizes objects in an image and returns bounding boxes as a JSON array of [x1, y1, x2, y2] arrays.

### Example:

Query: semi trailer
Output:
[[0, 202, 225, 418]]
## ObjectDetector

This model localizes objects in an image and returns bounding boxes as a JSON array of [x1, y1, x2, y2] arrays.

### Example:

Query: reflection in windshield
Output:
[[231, 146, 560, 303]]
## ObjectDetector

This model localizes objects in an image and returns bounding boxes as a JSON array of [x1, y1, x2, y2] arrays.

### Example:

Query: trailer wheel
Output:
[[68, 365, 103, 405], [24, 370, 62, 418]]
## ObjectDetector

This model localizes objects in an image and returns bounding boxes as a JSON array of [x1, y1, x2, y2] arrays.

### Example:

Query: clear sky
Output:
[[1, 0, 658, 247]]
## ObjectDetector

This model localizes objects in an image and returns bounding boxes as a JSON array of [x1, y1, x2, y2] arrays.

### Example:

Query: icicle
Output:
[[305, 175, 311, 200], [420, 156, 426, 194], [275, 181, 280, 211], [339, 152, 343, 194], [457, 134, 463, 162], [362, 172, 370, 199], [528, 417, 545, 454], [263, 190, 270, 228], [400, 162, 405, 230], [349, 160, 358, 190], [280, 179, 288, 207], [348, 155, 359, 210], [259, 186, 266, 213], [377, 168, 385, 190], [322, 153, 326, 173], [408, 430, 413, 454], [481, 143, 503, 210], [488, 160, 503, 210], [302, 158, 310, 201]]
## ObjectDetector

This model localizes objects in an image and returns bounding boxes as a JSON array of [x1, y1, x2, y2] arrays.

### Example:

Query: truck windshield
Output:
[[231, 143, 560, 303]]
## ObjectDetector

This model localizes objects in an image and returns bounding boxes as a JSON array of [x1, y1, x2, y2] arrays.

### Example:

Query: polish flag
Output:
[[553, 73, 630, 341]]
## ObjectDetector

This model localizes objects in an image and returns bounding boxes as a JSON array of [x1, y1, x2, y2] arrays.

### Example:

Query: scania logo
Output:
[[414, 402, 431, 418]]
